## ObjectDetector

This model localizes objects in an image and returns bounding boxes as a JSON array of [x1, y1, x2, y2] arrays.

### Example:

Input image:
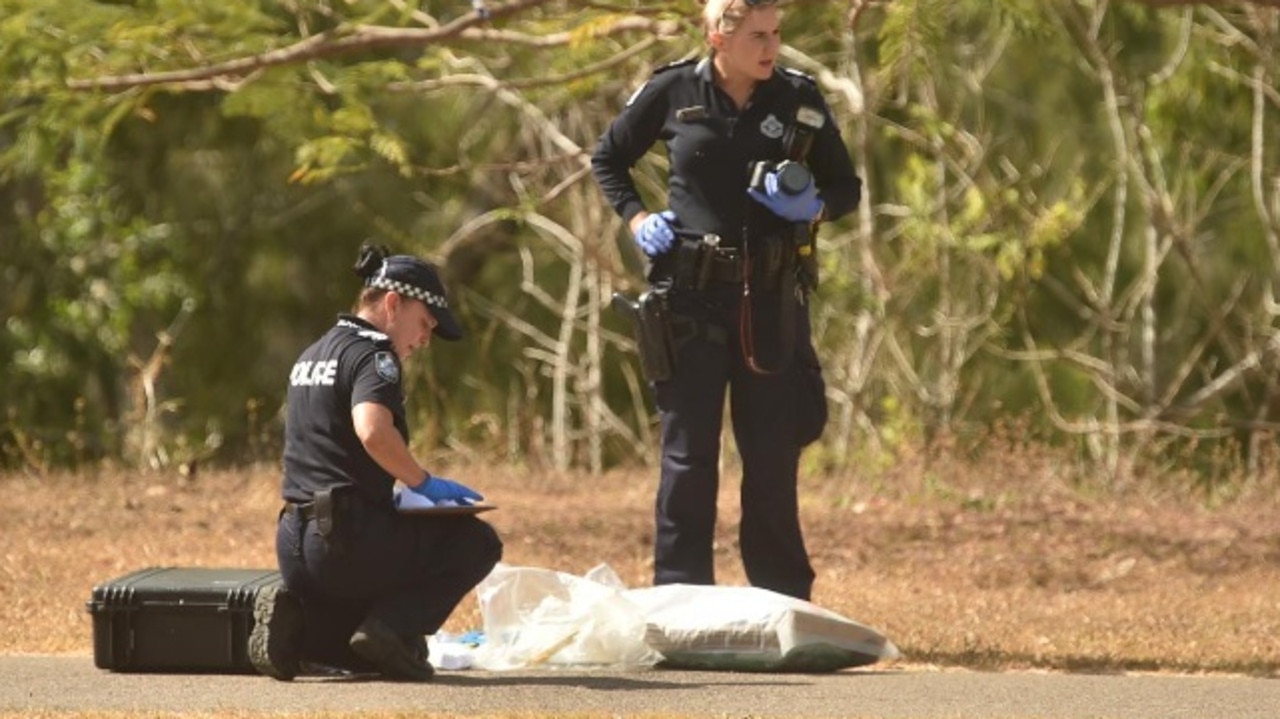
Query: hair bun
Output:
[[353, 241, 391, 279]]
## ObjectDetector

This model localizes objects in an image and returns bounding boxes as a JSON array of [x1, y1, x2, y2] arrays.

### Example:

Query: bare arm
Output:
[[352, 401, 429, 489]]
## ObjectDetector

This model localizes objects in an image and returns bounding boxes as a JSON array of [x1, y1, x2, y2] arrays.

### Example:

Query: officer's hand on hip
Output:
[[634, 210, 677, 257], [748, 172, 824, 223], [411, 474, 484, 504]]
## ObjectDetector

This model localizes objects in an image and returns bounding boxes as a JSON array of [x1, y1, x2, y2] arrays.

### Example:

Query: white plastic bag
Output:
[[427, 631, 479, 670], [624, 584, 900, 672], [471, 563, 661, 670]]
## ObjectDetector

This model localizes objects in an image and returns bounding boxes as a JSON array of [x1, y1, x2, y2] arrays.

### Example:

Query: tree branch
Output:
[[65, 0, 571, 92], [393, 33, 662, 92], [1130, 0, 1280, 6]]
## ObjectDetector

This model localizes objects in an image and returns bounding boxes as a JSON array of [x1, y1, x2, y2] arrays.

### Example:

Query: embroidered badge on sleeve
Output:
[[374, 351, 400, 383]]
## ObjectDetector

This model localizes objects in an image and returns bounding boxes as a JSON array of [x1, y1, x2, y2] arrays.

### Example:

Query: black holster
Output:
[[612, 289, 676, 382], [313, 488, 336, 538], [311, 487, 355, 554]]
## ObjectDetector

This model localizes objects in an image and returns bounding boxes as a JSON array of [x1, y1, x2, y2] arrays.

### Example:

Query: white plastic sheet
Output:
[[471, 563, 899, 672], [472, 563, 660, 670]]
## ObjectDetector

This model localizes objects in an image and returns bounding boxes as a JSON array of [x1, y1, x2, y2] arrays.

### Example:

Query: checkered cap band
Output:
[[368, 275, 449, 310]]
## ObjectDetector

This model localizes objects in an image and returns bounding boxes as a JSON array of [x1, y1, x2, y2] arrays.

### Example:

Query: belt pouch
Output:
[[673, 239, 703, 290], [313, 488, 335, 538]]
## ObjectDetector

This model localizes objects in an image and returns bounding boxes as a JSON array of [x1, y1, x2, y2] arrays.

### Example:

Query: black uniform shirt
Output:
[[591, 57, 862, 247], [282, 314, 407, 506]]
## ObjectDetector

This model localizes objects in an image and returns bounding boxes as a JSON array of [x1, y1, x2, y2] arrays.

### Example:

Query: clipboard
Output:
[[397, 503, 497, 516]]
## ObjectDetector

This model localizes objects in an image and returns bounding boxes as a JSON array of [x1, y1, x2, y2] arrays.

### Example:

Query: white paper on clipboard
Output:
[[394, 487, 497, 515]]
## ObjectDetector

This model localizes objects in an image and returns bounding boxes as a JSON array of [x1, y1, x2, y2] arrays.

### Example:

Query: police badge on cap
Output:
[[353, 243, 464, 341]]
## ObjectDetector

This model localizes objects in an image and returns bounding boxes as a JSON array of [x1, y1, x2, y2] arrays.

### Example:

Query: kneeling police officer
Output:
[[250, 243, 503, 681]]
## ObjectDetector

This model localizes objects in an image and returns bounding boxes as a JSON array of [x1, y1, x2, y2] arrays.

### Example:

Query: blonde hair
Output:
[[702, 0, 772, 37]]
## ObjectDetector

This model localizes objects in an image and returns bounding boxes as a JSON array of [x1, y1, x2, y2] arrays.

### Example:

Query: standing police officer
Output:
[[591, 0, 861, 601], [250, 243, 503, 681]]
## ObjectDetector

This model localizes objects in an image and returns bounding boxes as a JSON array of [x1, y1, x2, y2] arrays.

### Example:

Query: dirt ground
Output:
[[2, 452, 1278, 677]]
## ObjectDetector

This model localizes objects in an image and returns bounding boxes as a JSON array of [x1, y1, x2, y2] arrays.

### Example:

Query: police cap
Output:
[[354, 243, 464, 341]]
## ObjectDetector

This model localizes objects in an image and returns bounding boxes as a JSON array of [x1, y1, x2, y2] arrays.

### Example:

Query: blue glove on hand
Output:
[[634, 210, 677, 257], [410, 475, 484, 504], [748, 172, 824, 223]]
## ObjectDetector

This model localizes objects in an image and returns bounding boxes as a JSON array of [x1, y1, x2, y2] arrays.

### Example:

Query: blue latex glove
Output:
[[634, 210, 677, 257], [748, 172, 824, 223], [410, 475, 484, 504], [456, 630, 486, 647]]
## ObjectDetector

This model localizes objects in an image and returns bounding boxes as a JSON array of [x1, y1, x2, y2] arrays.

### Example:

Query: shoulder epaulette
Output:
[[358, 329, 392, 347], [781, 66, 817, 85], [337, 318, 393, 347], [653, 58, 697, 75]]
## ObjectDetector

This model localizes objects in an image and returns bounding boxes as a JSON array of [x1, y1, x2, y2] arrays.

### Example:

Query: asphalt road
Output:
[[5, 655, 1278, 718]]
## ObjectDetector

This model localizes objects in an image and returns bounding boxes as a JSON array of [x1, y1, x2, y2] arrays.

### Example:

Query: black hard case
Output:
[[87, 566, 282, 673]]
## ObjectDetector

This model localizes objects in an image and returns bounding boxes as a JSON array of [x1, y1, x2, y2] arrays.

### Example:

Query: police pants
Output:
[[651, 285, 817, 600], [276, 494, 503, 668]]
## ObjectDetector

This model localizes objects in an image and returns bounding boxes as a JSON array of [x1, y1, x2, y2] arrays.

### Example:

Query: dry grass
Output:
[[2, 714, 691, 719], [2, 442, 1278, 678], [0, 713, 1006, 719]]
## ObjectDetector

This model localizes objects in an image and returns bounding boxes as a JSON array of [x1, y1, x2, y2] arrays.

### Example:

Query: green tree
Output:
[[3, 0, 1279, 490]]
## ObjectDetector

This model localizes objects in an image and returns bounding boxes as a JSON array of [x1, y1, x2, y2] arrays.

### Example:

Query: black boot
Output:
[[349, 617, 434, 681], [248, 584, 303, 681]]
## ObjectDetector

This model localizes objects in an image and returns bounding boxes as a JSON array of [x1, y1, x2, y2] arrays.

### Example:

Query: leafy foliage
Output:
[[2, 0, 1279, 487]]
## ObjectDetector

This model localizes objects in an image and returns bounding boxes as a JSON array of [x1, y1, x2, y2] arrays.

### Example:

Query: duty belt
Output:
[[664, 232, 788, 290], [704, 253, 744, 284]]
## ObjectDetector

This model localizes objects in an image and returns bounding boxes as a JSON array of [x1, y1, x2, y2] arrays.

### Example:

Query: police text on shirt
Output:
[[291, 359, 338, 387]]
